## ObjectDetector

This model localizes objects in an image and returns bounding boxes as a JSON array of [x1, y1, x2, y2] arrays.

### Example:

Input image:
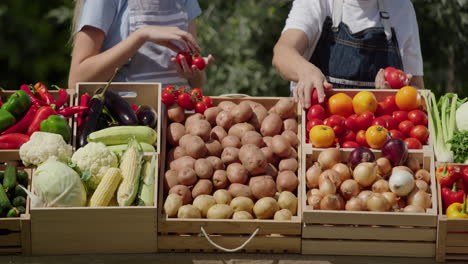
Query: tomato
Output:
[[202, 96, 213, 108], [345, 114, 359, 131], [356, 112, 375, 130], [398, 120, 414, 137], [396, 86, 422, 111], [404, 137, 422, 149], [365, 125, 389, 149], [339, 130, 356, 144], [307, 105, 327, 121], [392, 110, 408, 124], [190, 88, 203, 100], [389, 129, 404, 140], [352, 91, 377, 114], [163, 85, 175, 94], [410, 125, 429, 144], [195, 101, 207, 114], [384, 67, 408, 89], [307, 118, 323, 132], [407, 110, 428, 126], [192, 55, 206, 70], [356, 130, 369, 147], [384, 67, 396, 79], [177, 92, 194, 110], [311, 87, 330, 106], [381, 115, 398, 130], [324, 115, 346, 137], [372, 117, 387, 127], [175, 86, 187, 97], [342, 141, 360, 148], [383, 96, 399, 113], [309, 125, 336, 148], [175, 52, 192, 67], [161, 91, 175, 105]]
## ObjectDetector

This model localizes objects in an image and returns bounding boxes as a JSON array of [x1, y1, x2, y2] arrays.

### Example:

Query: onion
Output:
[[376, 157, 392, 179], [319, 169, 342, 188], [320, 194, 344, 210], [382, 192, 399, 208], [319, 178, 336, 195], [415, 169, 431, 184], [414, 180, 429, 192], [389, 169, 415, 196], [340, 179, 360, 200], [317, 148, 341, 170], [309, 188, 323, 198], [367, 193, 390, 212], [407, 190, 432, 209], [306, 162, 322, 188], [397, 198, 407, 210], [406, 156, 421, 173], [403, 205, 425, 213], [357, 190, 373, 210], [372, 179, 390, 193], [332, 163, 352, 182], [353, 162, 377, 187], [345, 197, 363, 211], [348, 147, 375, 169], [308, 195, 322, 209], [382, 138, 408, 166], [392, 166, 414, 176]]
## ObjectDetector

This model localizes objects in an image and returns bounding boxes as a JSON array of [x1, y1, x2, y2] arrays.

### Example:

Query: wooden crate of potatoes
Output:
[[158, 96, 303, 253]]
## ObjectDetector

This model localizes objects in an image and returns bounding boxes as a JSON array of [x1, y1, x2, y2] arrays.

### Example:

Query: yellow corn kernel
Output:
[[90, 168, 122, 207], [117, 139, 143, 206]]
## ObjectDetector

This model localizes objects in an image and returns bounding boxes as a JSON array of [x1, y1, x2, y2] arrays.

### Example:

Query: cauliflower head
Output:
[[20, 132, 73, 166], [71, 142, 118, 191]]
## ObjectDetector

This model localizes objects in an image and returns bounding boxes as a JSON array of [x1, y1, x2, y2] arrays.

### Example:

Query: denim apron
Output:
[[119, 0, 190, 88], [310, 0, 403, 88]]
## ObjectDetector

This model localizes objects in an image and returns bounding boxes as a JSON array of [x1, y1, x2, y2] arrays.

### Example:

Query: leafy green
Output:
[[448, 131, 468, 163]]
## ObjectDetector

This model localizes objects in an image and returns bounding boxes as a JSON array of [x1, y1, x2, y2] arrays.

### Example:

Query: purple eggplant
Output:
[[137, 105, 157, 128], [104, 90, 138, 126]]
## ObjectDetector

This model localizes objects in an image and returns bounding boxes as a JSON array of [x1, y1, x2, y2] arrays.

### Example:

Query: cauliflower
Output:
[[20, 132, 72, 166], [71, 142, 118, 191]]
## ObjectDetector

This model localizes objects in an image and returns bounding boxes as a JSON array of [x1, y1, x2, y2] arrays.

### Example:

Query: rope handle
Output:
[[218, 93, 250, 98], [200, 226, 260, 252]]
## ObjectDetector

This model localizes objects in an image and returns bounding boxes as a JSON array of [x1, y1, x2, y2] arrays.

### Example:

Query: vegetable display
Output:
[[0, 164, 28, 218]]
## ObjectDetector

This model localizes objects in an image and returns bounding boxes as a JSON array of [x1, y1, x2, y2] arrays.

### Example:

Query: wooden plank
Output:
[[20, 216, 31, 255], [446, 247, 468, 254], [0, 219, 21, 231], [301, 240, 435, 257], [446, 233, 468, 247], [302, 225, 436, 241], [436, 215, 448, 262], [445, 255, 468, 260], [0, 247, 22, 254], [0, 233, 21, 246], [446, 219, 468, 232]]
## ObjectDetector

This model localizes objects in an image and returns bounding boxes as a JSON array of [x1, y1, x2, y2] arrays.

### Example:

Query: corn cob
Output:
[[90, 168, 122, 207], [137, 154, 156, 206], [117, 138, 143, 206]]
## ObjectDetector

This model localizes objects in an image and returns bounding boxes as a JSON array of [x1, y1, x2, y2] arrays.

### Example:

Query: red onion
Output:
[[382, 138, 408, 166], [348, 147, 375, 169]]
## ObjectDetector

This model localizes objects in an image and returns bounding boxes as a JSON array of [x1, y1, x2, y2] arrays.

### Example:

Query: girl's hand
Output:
[[293, 68, 331, 109], [375, 69, 391, 89], [138, 26, 201, 53], [171, 54, 214, 80]]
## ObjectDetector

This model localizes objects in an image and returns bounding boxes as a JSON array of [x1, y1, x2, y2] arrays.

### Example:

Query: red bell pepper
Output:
[[20, 84, 47, 107], [463, 166, 468, 193], [57, 106, 88, 117], [27, 106, 56, 136], [1, 106, 38, 135], [437, 164, 462, 187], [77, 94, 90, 127], [441, 181, 466, 212], [0, 133, 30, 149], [53, 89, 68, 109], [34, 82, 55, 106]]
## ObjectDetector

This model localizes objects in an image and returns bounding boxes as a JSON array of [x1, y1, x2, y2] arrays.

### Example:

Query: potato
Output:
[[248, 103, 268, 130], [218, 101, 237, 112], [170, 156, 195, 171], [167, 123, 185, 146], [213, 170, 229, 189], [204, 107, 222, 126], [281, 130, 299, 147], [207, 204, 234, 219], [283, 118, 298, 134], [232, 211, 254, 220], [261, 113, 282, 136], [192, 179, 213, 198], [213, 189, 232, 204], [273, 98, 296, 119], [178, 134, 193, 148], [276, 171, 299, 192], [253, 197, 280, 219], [194, 158, 213, 179], [207, 156, 225, 170], [230, 197, 255, 214], [177, 167, 197, 186], [239, 144, 267, 175], [271, 135, 291, 158], [278, 191, 298, 215], [261, 147, 279, 166], [231, 101, 253, 123], [185, 113, 205, 129], [164, 170, 179, 191], [274, 209, 292, 220], [177, 205, 201, 218], [279, 158, 298, 172], [241, 131, 264, 147], [187, 120, 212, 141], [249, 176, 277, 199], [222, 135, 241, 148], [265, 163, 279, 178], [182, 136, 207, 159], [221, 147, 240, 165], [167, 104, 185, 123], [210, 126, 228, 142], [193, 195, 216, 217], [216, 111, 234, 129], [164, 193, 183, 217], [226, 163, 248, 184], [228, 183, 253, 199], [205, 139, 222, 157], [228, 123, 255, 139], [263, 137, 273, 148], [173, 146, 186, 160], [169, 185, 192, 204]]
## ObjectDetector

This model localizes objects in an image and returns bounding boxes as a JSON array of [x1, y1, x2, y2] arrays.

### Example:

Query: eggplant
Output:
[[104, 90, 138, 125], [137, 105, 157, 128]]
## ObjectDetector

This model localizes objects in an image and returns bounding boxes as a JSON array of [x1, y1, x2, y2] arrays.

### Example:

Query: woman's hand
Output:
[[171, 54, 214, 84], [138, 26, 201, 53], [293, 67, 332, 108], [375, 68, 413, 89]]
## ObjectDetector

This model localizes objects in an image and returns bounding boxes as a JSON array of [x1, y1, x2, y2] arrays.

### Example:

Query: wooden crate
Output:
[[30, 153, 159, 255], [0, 162, 32, 255], [157, 96, 303, 253], [301, 149, 438, 257], [436, 164, 468, 262], [0, 89, 75, 161]]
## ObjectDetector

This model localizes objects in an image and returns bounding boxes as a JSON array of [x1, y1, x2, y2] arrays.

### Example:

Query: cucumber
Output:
[[6, 208, 19, 218], [107, 142, 155, 155], [88, 126, 157, 145], [0, 172, 4, 183], [12, 196, 26, 208], [0, 183, 11, 212], [14, 185, 27, 198], [16, 170, 28, 186], [16, 206, 25, 214], [3, 165, 16, 191]]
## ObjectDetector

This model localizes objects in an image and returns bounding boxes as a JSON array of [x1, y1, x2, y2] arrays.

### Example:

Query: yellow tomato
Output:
[[328, 93, 353, 117], [395, 86, 422, 111], [365, 125, 389, 149], [352, 91, 377, 114], [310, 125, 336, 148]]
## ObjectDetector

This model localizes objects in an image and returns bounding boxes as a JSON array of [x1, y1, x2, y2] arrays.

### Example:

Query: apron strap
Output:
[[327, 76, 375, 88], [378, 0, 392, 41], [332, 0, 343, 32]]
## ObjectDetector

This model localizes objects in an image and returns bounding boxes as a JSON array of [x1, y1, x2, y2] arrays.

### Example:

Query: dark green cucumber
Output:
[[0, 183, 12, 211], [14, 185, 27, 198], [16, 170, 28, 187], [12, 196, 26, 208], [16, 206, 25, 214], [0, 172, 4, 183], [6, 208, 19, 217], [3, 165, 16, 191]]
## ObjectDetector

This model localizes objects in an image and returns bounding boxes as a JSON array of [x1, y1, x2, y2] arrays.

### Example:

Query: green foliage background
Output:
[[0, 0, 466, 98]]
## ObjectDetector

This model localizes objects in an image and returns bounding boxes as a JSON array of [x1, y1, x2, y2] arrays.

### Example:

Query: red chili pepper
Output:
[[130, 104, 139, 113], [1, 106, 38, 135], [53, 89, 68, 109], [34, 82, 55, 106], [77, 94, 91, 127], [57, 106, 88, 117], [27, 107, 56, 136], [0, 133, 30, 149], [442, 181, 466, 212], [20, 84, 47, 107], [437, 164, 462, 187]]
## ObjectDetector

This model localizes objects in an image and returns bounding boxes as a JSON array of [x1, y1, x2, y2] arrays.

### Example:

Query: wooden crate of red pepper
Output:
[[436, 163, 468, 262], [0, 83, 75, 161]]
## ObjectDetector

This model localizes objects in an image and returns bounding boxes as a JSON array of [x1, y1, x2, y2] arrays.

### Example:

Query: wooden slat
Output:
[[0, 247, 22, 254], [436, 214, 448, 262], [445, 255, 468, 260], [302, 225, 436, 241], [445, 219, 468, 232], [446, 247, 468, 254], [0, 233, 21, 246], [0, 219, 21, 231], [301, 240, 435, 257], [446, 234, 468, 247], [20, 216, 31, 255]]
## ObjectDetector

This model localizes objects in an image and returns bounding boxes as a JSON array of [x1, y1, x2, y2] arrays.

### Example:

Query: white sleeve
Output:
[[401, 3, 424, 76]]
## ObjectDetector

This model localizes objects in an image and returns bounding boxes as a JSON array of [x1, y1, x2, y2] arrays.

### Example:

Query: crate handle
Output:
[[200, 226, 260, 252], [218, 93, 250, 98]]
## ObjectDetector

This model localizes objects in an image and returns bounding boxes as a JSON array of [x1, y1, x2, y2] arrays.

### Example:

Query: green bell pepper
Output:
[[40, 115, 71, 142], [1, 90, 31, 119], [0, 109, 16, 133]]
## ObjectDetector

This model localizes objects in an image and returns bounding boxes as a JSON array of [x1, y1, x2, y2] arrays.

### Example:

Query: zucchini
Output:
[[12, 196, 26, 207], [88, 126, 157, 145], [0, 183, 11, 211], [107, 142, 155, 155], [6, 208, 19, 217], [14, 185, 27, 198], [16, 170, 28, 186], [3, 165, 16, 191]]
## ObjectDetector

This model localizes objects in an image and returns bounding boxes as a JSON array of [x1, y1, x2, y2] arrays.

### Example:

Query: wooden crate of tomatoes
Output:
[[158, 93, 302, 253], [436, 163, 468, 262], [301, 146, 437, 257]]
